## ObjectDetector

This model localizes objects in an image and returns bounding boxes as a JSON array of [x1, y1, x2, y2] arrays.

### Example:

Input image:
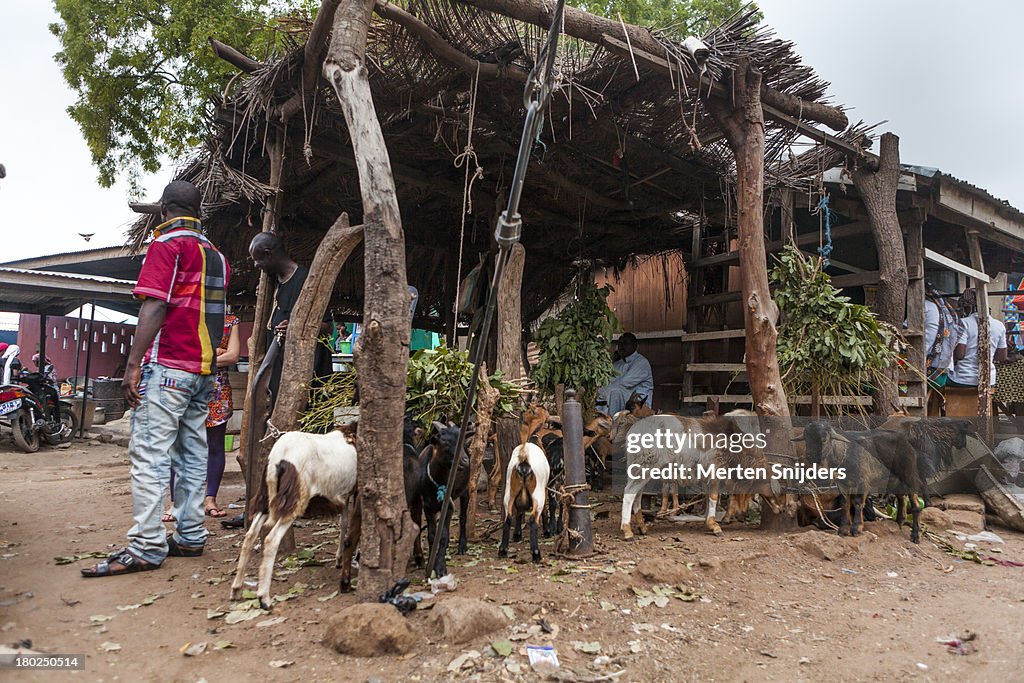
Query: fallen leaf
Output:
[[269, 660, 294, 668], [240, 589, 258, 600], [116, 604, 141, 611], [500, 605, 515, 620], [90, 615, 113, 623], [225, 609, 266, 625], [575, 641, 601, 654], [140, 594, 162, 606], [207, 609, 226, 620], [100, 642, 121, 653], [447, 650, 480, 672], [181, 642, 207, 657], [256, 616, 287, 629], [213, 640, 235, 650], [600, 601, 616, 611], [491, 640, 513, 657], [207, 577, 226, 585], [317, 590, 339, 603]]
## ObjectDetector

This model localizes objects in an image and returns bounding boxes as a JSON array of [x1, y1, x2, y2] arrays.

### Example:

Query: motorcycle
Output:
[[0, 366, 78, 453]]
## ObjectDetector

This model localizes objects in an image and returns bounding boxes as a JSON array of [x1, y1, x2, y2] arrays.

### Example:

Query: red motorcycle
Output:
[[0, 368, 78, 453]]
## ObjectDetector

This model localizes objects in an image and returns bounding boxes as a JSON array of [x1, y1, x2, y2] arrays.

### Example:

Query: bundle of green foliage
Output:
[[771, 246, 906, 414], [300, 342, 523, 434], [531, 283, 621, 416]]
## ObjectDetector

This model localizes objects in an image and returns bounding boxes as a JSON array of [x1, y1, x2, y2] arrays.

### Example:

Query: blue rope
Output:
[[816, 194, 833, 267]]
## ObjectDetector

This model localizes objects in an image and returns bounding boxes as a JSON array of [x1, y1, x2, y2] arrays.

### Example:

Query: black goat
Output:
[[802, 422, 924, 543], [417, 422, 470, 578]]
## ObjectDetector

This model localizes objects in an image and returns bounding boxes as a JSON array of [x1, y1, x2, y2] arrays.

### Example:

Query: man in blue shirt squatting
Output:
[[597, 332, 654, 415]]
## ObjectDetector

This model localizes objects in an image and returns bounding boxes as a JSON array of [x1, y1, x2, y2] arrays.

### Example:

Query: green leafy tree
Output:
[[771, 246, 906, 415], [49, 0, 316, 189], [531, 283, 621, 416], [570, 0, 753, 37]]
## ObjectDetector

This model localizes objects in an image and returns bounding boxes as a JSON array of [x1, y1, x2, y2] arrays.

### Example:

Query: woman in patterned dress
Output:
[[164, 313, 240, 520]]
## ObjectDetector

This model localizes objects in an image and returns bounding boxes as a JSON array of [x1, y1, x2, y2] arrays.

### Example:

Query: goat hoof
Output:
[[230, 587, 242, 601], [259, 598, 273, 611], [532, 552, 541, 564], [512, 533, 522, 543], [838, 529, 850, 537], [498, 549, 508, 559]]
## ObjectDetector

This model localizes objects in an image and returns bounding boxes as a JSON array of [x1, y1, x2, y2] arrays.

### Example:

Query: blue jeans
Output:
[[127, 363, 215, 564]]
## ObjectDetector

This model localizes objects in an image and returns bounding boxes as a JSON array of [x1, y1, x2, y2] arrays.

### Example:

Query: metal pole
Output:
[[72, 313, 83, 390], [38, 314, 47, 375], [78, 303, 96, 438], [561, 390, 594, 555]]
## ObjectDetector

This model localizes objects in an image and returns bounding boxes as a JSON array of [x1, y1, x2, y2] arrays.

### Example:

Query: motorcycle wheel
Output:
[[11, 411, 40, 453], [44, 410, 79, 446]]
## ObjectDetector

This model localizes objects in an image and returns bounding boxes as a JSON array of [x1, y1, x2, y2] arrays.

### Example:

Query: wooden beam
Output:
[[680, 329, 745, 342], [683, 363, 746, 372], [613, 329, 687, 340], [938, 176, 1024, 246], [690, 221, 873, 267], [924, 248, 990, 283]]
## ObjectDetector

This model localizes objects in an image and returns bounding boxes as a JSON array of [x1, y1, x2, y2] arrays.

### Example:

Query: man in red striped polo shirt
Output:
[[83, 181, 230, 577]]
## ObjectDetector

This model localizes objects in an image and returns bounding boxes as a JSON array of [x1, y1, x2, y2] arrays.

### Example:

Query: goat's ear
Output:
[[832, 432, 852, 444], [431, 421, 446, 437]]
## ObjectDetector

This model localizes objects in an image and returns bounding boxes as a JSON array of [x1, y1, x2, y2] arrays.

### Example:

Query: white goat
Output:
[[498, 442, 550, 563], [230, 429, 357, 610]]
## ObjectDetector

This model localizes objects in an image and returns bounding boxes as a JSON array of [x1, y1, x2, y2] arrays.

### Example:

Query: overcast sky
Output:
[[1, 0, 1022, 268]]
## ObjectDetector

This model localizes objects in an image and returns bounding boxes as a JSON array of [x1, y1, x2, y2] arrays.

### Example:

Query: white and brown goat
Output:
[[231, 427, 357, 610], [498, 441, 550, 562]]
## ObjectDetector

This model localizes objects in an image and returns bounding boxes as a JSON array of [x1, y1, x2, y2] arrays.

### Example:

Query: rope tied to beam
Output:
[[452, 62, 484, 323]]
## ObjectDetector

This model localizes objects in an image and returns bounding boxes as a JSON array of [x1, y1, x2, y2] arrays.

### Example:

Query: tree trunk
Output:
[[267, 213, 363, 433], [239, 131, 283, 494], [466, 364, 500, 540], [493, 243, 526, 509], [325, 0, 415, 601], [707, 59, 794, 529], [853, 133, 906, 417]]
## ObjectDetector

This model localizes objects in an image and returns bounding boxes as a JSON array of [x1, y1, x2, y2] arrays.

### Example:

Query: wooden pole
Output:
[[968, 232, 993, 442], [466, 364, 499, 539], [493, 243, 526, 509], [852, 133, 907, 416], [237, 131, 285, 490], [706, 59, 794, 528], [78, 303, 96, 438], [325, 0, 416, 601]]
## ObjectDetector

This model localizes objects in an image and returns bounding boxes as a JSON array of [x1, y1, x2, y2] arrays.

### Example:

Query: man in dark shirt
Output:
[[249, 232, 333, 403], [222, 231, 331, 529]]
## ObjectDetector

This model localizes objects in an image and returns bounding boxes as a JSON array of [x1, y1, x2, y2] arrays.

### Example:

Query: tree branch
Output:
[[373, 1, 527, 83], [278, 0, 343, 122], [209, 38, 263, 73]]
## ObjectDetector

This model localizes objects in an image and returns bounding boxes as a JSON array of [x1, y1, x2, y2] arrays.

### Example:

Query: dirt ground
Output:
[[1, 424, 1022, 683]]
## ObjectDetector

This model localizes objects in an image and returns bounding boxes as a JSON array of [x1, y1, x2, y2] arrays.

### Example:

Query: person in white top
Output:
[[947, 288, 1007, 387], [922, 281, 959, 387]]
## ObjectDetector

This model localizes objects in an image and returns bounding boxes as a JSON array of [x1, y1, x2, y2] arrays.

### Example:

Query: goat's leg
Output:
[[498, 513, 513, 558], [850, 493, 866, 537], [435, 510, 452, 577], [910, 494, 922, 544], [672, 482, 680, 511], [838, 493, 852, 537], [543, 491, 554, 538], [513, 512, 523, 542], [659, 482, 671, 515], [895, 495, 907, 532], [529, 515, 541, 563], [409, 497, 423, 568], [487, 442, 503, 509], [230, 512, 268, 600], [620, 477, 647, 540], [257, 519, 293, 610], [424, 510, 437, 575], [338, 502, 362, 593], [456, 491, 468, 555], [705, 491, 723, 536]]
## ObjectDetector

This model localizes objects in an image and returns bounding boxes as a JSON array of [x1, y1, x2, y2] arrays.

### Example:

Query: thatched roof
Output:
[[131, 1, 860, 328]]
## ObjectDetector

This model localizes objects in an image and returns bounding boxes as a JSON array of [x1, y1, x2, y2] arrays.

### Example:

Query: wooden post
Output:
[[237, 130, 285, 487], [493, 243, 526, 509], [904, 212, 928, 416], [852, 133, 907, 416], [707, 59, 793, 528], [968, 232, 993, 442], [325, 0, 416, 601], [466, 364, 499, 539]]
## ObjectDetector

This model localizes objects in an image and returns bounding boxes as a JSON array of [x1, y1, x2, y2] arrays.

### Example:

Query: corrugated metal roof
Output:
[[0, 267, 138, 316]]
